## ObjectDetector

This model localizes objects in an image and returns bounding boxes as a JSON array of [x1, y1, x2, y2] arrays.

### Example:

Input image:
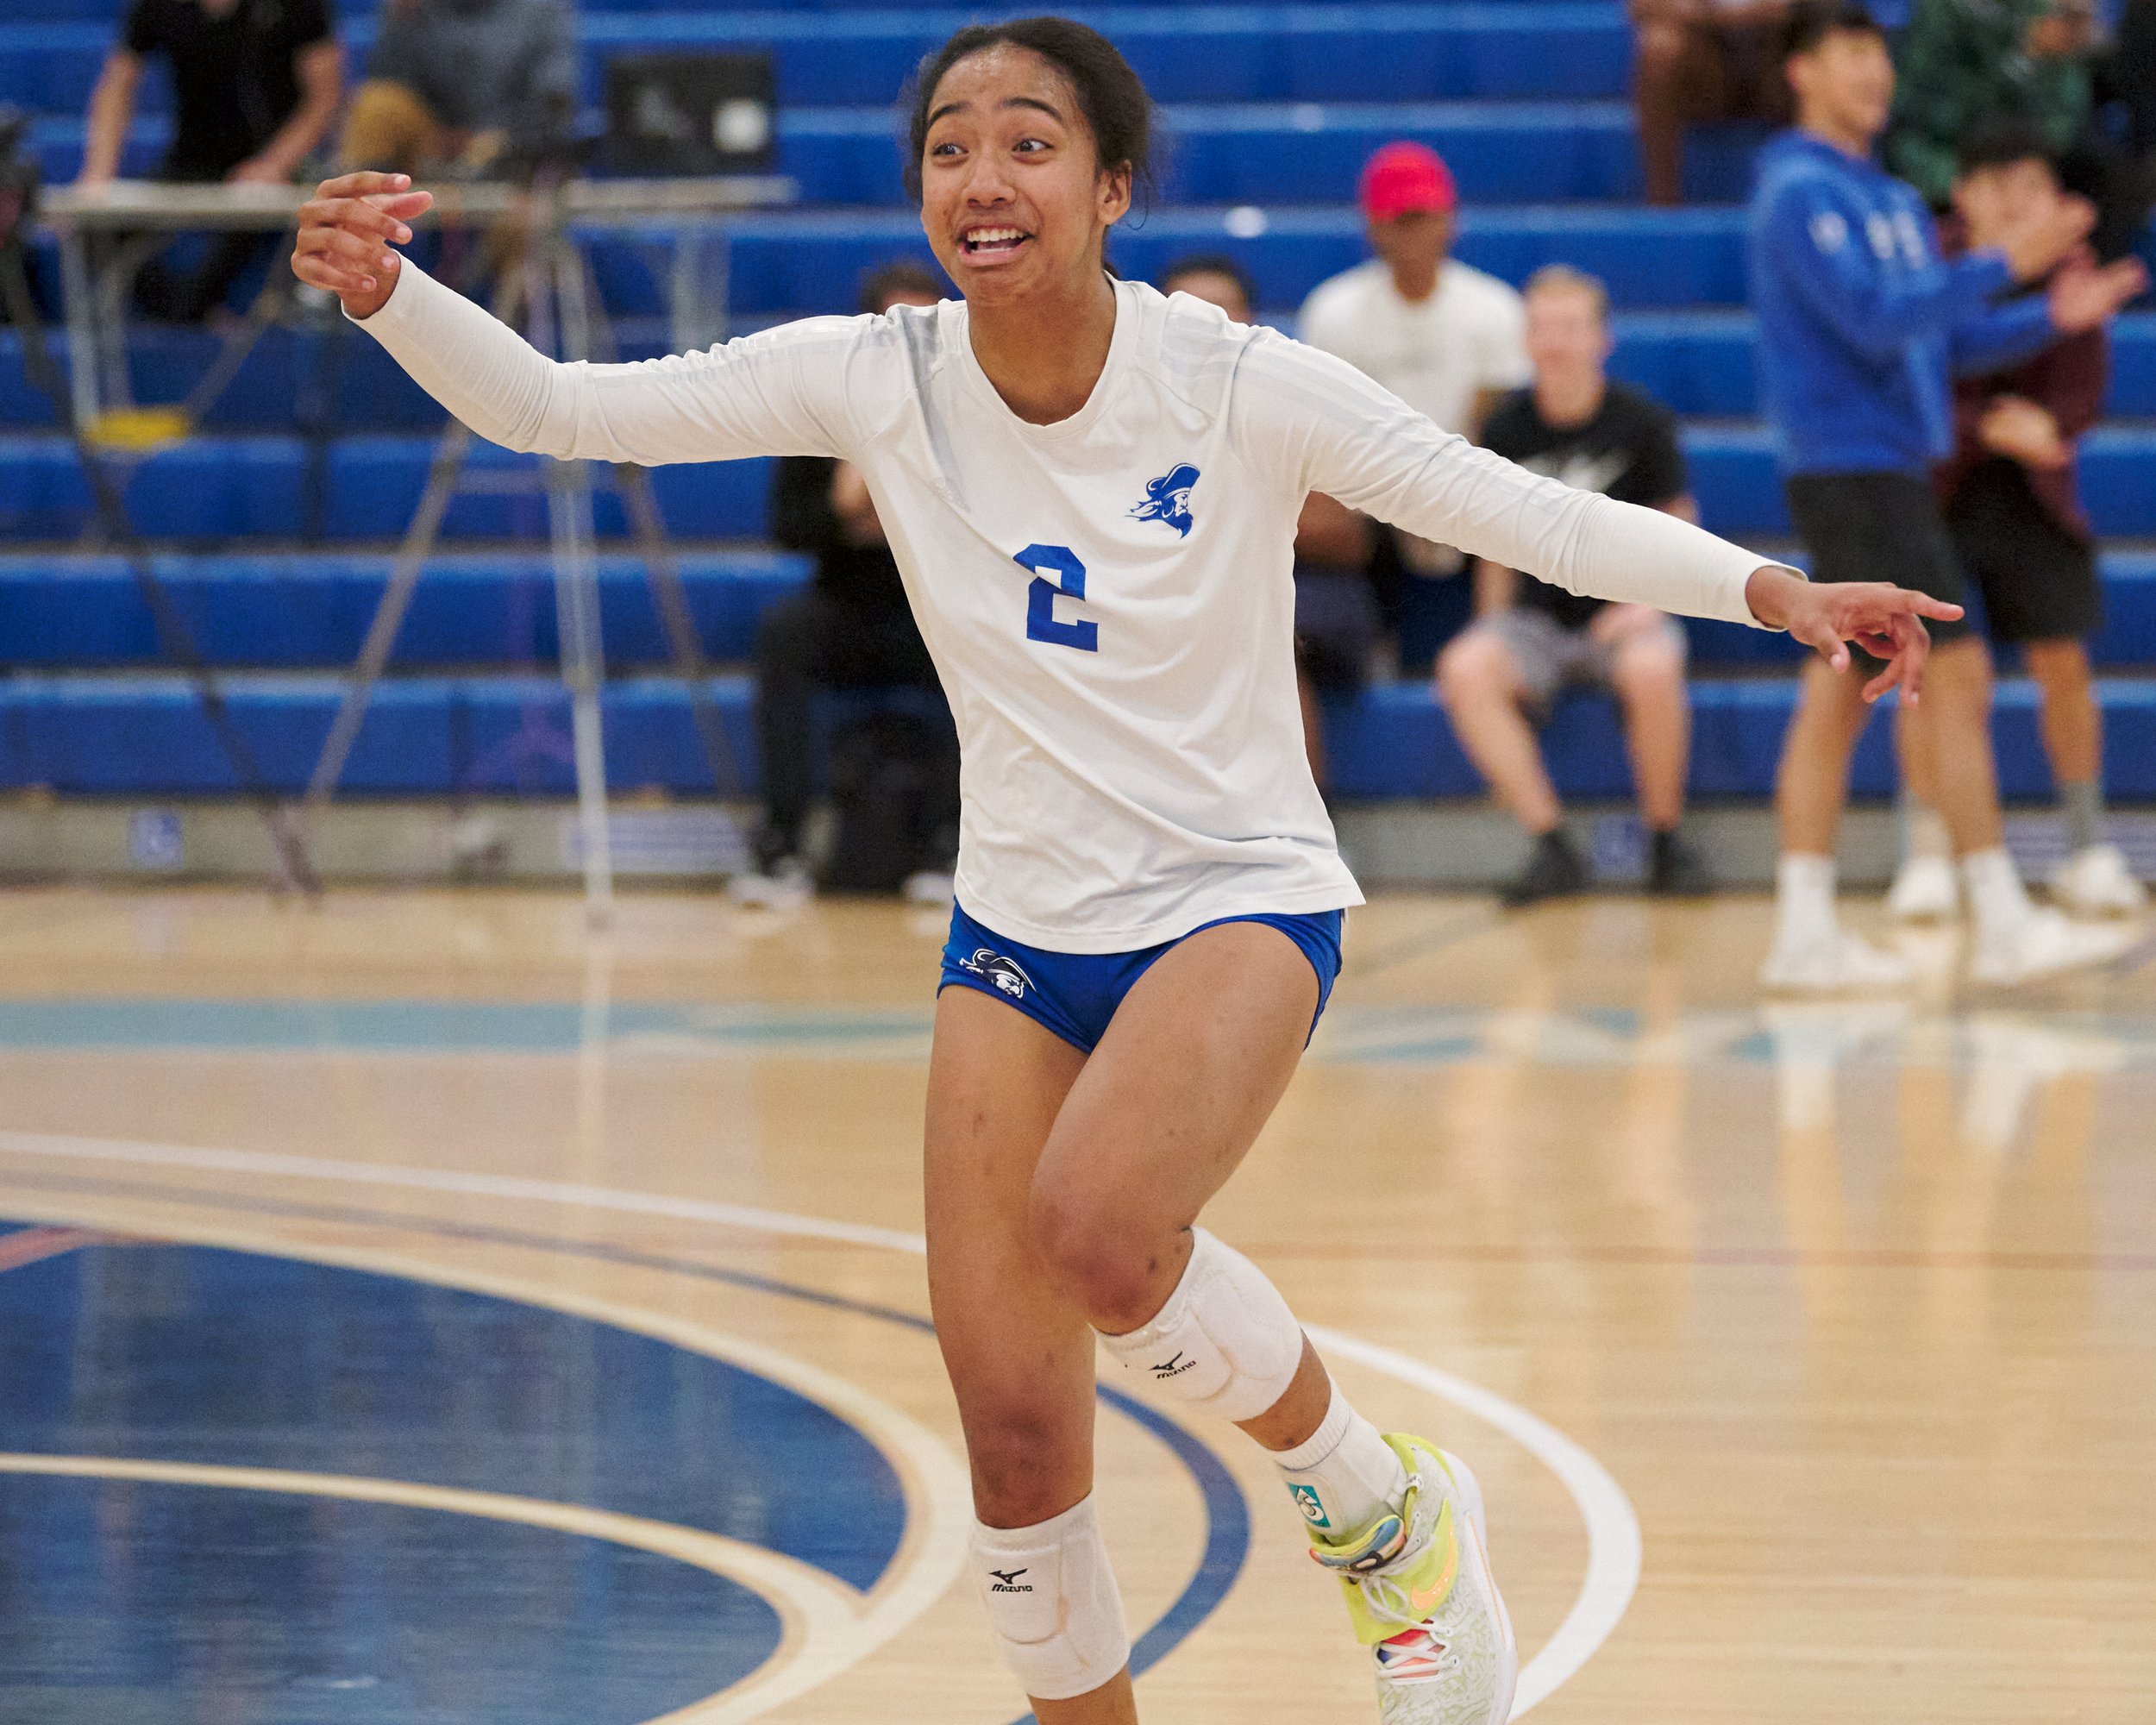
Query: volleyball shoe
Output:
[[1310, 1433, 1516, 1725]]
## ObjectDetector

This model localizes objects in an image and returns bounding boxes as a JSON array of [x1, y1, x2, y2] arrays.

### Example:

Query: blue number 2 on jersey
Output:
[[1015, 543, 1099, 654]]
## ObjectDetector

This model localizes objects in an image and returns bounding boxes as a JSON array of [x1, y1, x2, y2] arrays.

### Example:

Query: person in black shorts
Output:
[[1436, 266, 1712, 905], [1160, 254, 1383, 798], [1886, 121, 2145, 921], [77, 0, 344, 321]]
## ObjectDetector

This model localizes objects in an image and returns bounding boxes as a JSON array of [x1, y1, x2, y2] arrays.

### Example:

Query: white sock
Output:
[[1774, 853, 1838, 945], [1961, 846, 2032, 942], [1902, 796, 1952, 862], [1272, 1382, 1407, 1539]]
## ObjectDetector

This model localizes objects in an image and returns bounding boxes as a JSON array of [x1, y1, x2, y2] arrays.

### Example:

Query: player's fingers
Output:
[[300, 226, 392, 271], [1859, 657, 1899, 704], [310, 170, 416, 203], [1878, 588, 1963, 623], [360, 189, 433, 222], [1884, 613, 1930, 706], [1796, 619, 1850, 674], [306, 198, 412, 245]]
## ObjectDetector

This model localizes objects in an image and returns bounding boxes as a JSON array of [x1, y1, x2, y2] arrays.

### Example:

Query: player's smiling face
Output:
[[918, 46, 1131, 305]]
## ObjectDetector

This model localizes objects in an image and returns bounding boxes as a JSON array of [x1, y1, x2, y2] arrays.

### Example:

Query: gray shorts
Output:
[[1473, 608, 1689, 718]]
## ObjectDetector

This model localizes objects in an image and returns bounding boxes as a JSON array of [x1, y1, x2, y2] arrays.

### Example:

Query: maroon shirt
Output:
[[1934, 218, 2109, 543]]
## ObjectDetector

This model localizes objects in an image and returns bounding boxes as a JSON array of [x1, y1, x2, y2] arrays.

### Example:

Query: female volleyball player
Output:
[[295, 18, 1956, 1722]]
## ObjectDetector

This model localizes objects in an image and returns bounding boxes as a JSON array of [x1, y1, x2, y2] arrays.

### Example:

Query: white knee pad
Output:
[[1095, 1226, 1304, 1423], [971, 1496, 1130, 1703]]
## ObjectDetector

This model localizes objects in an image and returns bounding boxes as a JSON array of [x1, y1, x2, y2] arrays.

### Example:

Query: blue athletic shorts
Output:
[[937, 903, 1345, 1056]]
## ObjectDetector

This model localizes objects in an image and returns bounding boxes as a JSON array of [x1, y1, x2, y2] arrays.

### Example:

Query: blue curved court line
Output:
[[0, 1469, 784, 1725], [0, 1182, 1254, 1714], [0, 1229, 906, 1593]]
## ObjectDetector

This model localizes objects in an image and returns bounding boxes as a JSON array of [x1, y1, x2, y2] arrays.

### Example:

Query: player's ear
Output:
[[1097, 160, 1132, 228]]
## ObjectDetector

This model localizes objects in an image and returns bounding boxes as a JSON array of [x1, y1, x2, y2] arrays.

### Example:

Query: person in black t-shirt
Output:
[[78, 0, 342, 321], [737, 261, 959, 900], [1435, 266, 1711, 905]]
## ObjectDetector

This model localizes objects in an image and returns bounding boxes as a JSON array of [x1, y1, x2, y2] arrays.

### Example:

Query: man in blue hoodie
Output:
[[1749, 0, 2146, 990]]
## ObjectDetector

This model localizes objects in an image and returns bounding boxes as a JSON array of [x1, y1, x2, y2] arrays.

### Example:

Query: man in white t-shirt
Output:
[[1298, 141, 1531, 591], [1298, 142, 1530, 445]]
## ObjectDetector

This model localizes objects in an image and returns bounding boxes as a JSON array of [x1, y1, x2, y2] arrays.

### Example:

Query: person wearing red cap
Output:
[[1297, 141, 1532, 594]]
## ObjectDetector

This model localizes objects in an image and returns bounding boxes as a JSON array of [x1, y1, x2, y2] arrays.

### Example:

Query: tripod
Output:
[[0, 122, 319, 894], [300, 172, 744, 924]]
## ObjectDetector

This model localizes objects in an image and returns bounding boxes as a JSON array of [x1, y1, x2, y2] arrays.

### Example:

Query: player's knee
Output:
[[964, 1404, 1091, 1527], [1612, 635, 1686, 699], [1027, 1180, 1162, 1330], [971, 1496, 1129, 1703], [1436, 632, 1507, 711], [1093, 1227, 1306, 1423]]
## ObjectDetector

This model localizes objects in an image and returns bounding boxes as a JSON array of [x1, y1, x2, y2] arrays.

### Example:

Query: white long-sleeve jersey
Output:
[[355, 264, 1783, 951]]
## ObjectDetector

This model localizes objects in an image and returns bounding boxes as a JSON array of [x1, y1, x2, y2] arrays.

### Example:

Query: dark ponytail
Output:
[[900, 16, 1158, 209]]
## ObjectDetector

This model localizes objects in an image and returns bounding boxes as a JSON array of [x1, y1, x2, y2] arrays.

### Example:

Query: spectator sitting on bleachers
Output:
[[338, 0, 576, 178], [1631, 0, 1795, 205], [1888, 119, 2147, 922], [1162, 254, 1382, 800], [1298, 141, 1529, 664], [737, 260, 956, 903], [1890, 0, 2154, 260], [76, 0, 344, 322], [1436, 266, 1711, 906]]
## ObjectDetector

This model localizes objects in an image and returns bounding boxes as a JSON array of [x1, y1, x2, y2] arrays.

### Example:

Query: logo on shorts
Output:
[[1130, 463, 1200, 537], [957, 948, 1034, 1000], [987, 1567, 1033, 1592], [1289, 1483, 1332, 1528], [1150, 1351, 1198, 1381]]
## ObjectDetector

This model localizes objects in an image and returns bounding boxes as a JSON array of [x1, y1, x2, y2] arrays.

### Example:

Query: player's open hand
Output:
[[1745, 567, 1964, 705], [291, 172, 435, 320]]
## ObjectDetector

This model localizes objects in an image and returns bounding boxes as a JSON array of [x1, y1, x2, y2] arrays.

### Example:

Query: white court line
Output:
[[0, 1452, 863, 1725], [0, 1128, 1643, 1718]]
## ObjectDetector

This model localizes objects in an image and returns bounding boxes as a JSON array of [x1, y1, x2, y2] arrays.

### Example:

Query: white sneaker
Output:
[[901, 869, 956, 906], [726, 856, 812, 909], [1887, 854, 1960, 922], [1761, 926, 1914, 993], [2050, 843, 2147, 917], [1968, 905, 2137, 985], [1312, 1434, 1516, 1725]]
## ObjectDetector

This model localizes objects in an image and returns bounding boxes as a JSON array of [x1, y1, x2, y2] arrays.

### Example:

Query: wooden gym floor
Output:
[[0, 884, 2150, 1723]]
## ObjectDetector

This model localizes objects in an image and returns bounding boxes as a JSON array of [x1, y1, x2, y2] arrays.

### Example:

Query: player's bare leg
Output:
[[1039, 924, 1514, 1721], [927, 988, 1138, 1722]]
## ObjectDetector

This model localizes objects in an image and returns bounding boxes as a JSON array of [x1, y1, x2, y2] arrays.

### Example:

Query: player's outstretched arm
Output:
[[292, 172, 857, 468], [1742, 567, 1963, 705], [292, 172, 434, 319]]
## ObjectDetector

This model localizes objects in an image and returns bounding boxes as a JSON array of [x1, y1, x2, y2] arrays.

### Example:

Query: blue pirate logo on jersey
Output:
[[957, 947, 1035, 1000], [1129, 463, 1200, 537]]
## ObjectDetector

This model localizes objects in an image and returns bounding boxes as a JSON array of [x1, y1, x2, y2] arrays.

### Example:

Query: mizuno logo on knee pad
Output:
[[1150, 1351, 1196, 1379], [987, 1568, 1032, 1591]]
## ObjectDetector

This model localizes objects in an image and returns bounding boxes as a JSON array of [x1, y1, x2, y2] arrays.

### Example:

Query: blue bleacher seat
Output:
[[9, 670, 2154, 801], [0, 9, 1635, 116], [0, 551, 809, 667]]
